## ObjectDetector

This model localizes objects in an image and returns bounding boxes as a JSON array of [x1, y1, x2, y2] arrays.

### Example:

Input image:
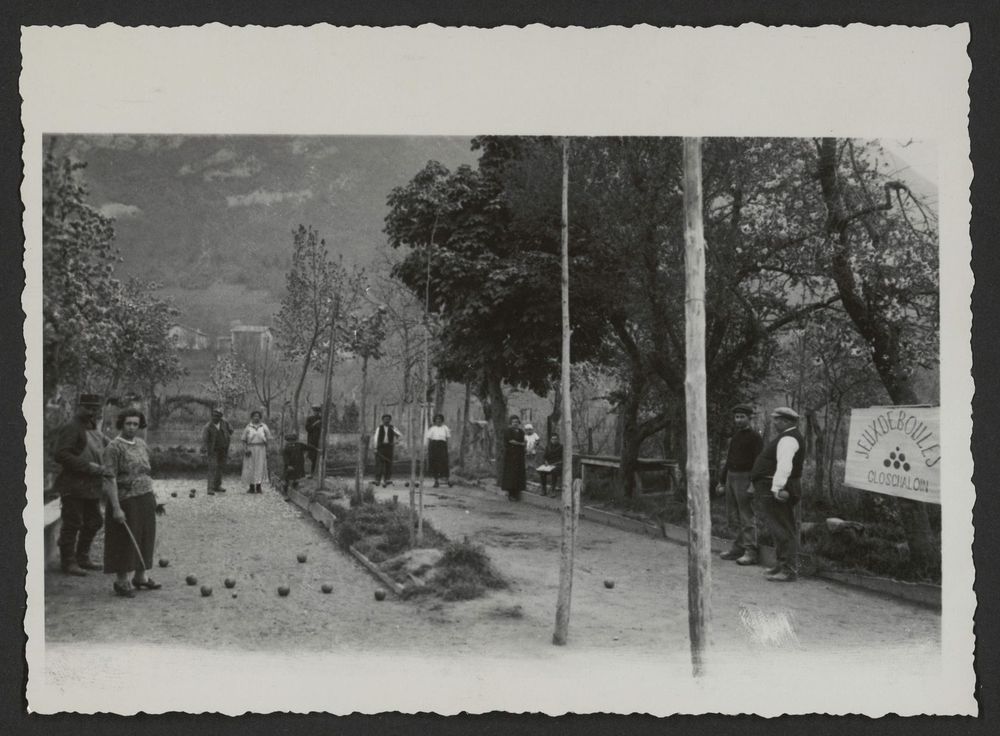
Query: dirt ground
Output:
[[44, 474, 940, 666]]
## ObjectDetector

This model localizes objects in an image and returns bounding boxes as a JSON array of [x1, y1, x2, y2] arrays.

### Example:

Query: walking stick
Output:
[[120, 519, 149, 572]]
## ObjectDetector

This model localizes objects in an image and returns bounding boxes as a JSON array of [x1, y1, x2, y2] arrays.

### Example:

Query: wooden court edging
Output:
[[518, 488, 940, 610], [285, 485, 399, 596], [348, 546, 404, 596]]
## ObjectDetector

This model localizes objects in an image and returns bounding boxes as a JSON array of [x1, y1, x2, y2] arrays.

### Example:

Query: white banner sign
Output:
[[844, 406, 940, 504]]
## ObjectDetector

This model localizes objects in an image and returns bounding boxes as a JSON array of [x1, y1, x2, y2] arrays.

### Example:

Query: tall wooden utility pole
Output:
[[416, 223, 435, 544], [553, 137, 578, 646], [317, 294, 341, 493], [682, 137, 711, 676]]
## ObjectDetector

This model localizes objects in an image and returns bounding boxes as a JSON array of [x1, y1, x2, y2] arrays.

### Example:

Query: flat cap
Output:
[[732, 403, 754, 415], [771, 406, 800, 421], [211, 408, 224, 416]]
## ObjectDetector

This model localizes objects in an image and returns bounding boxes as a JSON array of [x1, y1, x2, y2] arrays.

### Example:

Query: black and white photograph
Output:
[[20, 25, 975, 715]]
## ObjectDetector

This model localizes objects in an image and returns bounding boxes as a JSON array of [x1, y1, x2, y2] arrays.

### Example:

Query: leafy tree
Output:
[[274, 225, 363, 427], [104, 278, 185, 426], [814, 137, 939, 569], [42, 143, 120, 396], [43, 145, 184, 418], [384, 141, 608, 478], [485, 136, 836, 496], [244, 337, 293, 419], [204, 350, 252, 411], [343, 305, 388, 499]]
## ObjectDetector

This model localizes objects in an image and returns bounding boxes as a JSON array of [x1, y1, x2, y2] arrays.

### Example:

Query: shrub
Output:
[[429, 539, 507, 601], [349, 484, 377, 507]]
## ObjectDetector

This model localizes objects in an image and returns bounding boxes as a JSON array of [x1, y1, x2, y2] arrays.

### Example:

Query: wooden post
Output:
[[458, 382, 471, 471], [355, 354, 369, 503], [554, 137, 577, 646], [408, 400, 417, 547], [683, 137, 711, 676], [317, 295, 340, 493]]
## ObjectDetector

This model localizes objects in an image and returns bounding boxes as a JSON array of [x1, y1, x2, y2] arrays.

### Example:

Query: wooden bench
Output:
[[578, 454, 678, 497]]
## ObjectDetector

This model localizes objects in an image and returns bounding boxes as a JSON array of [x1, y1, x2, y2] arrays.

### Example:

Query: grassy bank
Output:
[[318, 494, 507, 601]]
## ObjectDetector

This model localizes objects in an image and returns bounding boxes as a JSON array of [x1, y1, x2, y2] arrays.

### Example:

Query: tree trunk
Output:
[[290, 333, 318, 431], [547, 378, 562, 442], [554, 137, 577, 646], [433, 373, 446, 417], [682, 137, 711, 677], [816, 137, 936, 571], [355, 354, 369, 502], [316, 305, 339, 492], [618, 386, 642, 499], [809, 408, 826, 501], [484, 374, 508, 483], [458, 382, 471, 471]]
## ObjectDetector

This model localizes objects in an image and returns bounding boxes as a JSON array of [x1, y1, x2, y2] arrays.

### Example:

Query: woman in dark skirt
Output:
[[102, 408, 165, 598], [501, 415, 527, 501], [424, 413, 452, 488]]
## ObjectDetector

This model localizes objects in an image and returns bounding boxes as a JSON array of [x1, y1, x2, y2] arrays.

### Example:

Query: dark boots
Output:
[[60, 546, 87, 576]]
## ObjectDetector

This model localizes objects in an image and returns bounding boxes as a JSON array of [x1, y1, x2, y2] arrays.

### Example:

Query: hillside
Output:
[[53, 134, 478, 304]]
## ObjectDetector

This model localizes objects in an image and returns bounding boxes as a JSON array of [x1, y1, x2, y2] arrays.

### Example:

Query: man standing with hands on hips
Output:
[[52, 393, 112, 576], [750, 406, 805, 582], [717, 403, 763, 566], [203, 407, 233, 495]]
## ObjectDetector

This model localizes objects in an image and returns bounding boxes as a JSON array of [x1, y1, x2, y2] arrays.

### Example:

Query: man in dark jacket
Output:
[[281, 433, 307, 495], [52, 393, 112, 576], [203, 407, 233, 495], [304, 404, 323, 476], [750, 406, 805, 582], [371, 414, 402, 487], [717, 403, 764, 565]]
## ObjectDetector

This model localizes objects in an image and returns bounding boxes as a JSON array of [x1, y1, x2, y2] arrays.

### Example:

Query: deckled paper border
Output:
[[19, 24, 974, 715]]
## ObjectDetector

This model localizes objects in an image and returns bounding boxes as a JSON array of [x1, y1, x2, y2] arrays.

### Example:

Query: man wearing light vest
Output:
[[370, 414, 403, 488], [750, 406, 805, 582]]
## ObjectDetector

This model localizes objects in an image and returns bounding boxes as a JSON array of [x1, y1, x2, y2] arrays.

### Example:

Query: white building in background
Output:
[[168, 323, 211, 350], [230, 324, 274, 359]]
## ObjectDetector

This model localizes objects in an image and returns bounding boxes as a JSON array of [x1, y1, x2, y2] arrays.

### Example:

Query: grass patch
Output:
[[328, 499, 508, 600], [427, 539, 509, 601]]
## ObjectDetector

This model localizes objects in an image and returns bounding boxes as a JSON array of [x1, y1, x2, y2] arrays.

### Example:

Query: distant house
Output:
[[168, 323, 211, 350], [230, 325, 274, 360]]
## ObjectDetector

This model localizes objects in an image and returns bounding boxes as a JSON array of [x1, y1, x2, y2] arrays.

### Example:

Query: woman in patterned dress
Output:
[[241, 410, 272, 493], [102, 408, 165, 598]]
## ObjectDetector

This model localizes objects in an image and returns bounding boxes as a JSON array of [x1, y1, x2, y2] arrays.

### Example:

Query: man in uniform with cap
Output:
[[52, 393, 112, 576], [203, 407, 233, 495], [750, 406, 805, 582], [717, 403, 764, 565], [304, 404, 323, 476]]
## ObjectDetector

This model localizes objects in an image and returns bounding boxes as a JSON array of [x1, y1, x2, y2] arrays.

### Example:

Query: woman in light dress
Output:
[[241, 410, 272, 493], [424, 413, 452, 488]]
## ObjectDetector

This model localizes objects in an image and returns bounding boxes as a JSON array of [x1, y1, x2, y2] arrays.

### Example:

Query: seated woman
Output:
[[538, 433, 564, 497], [102, 408, 165, 598]]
